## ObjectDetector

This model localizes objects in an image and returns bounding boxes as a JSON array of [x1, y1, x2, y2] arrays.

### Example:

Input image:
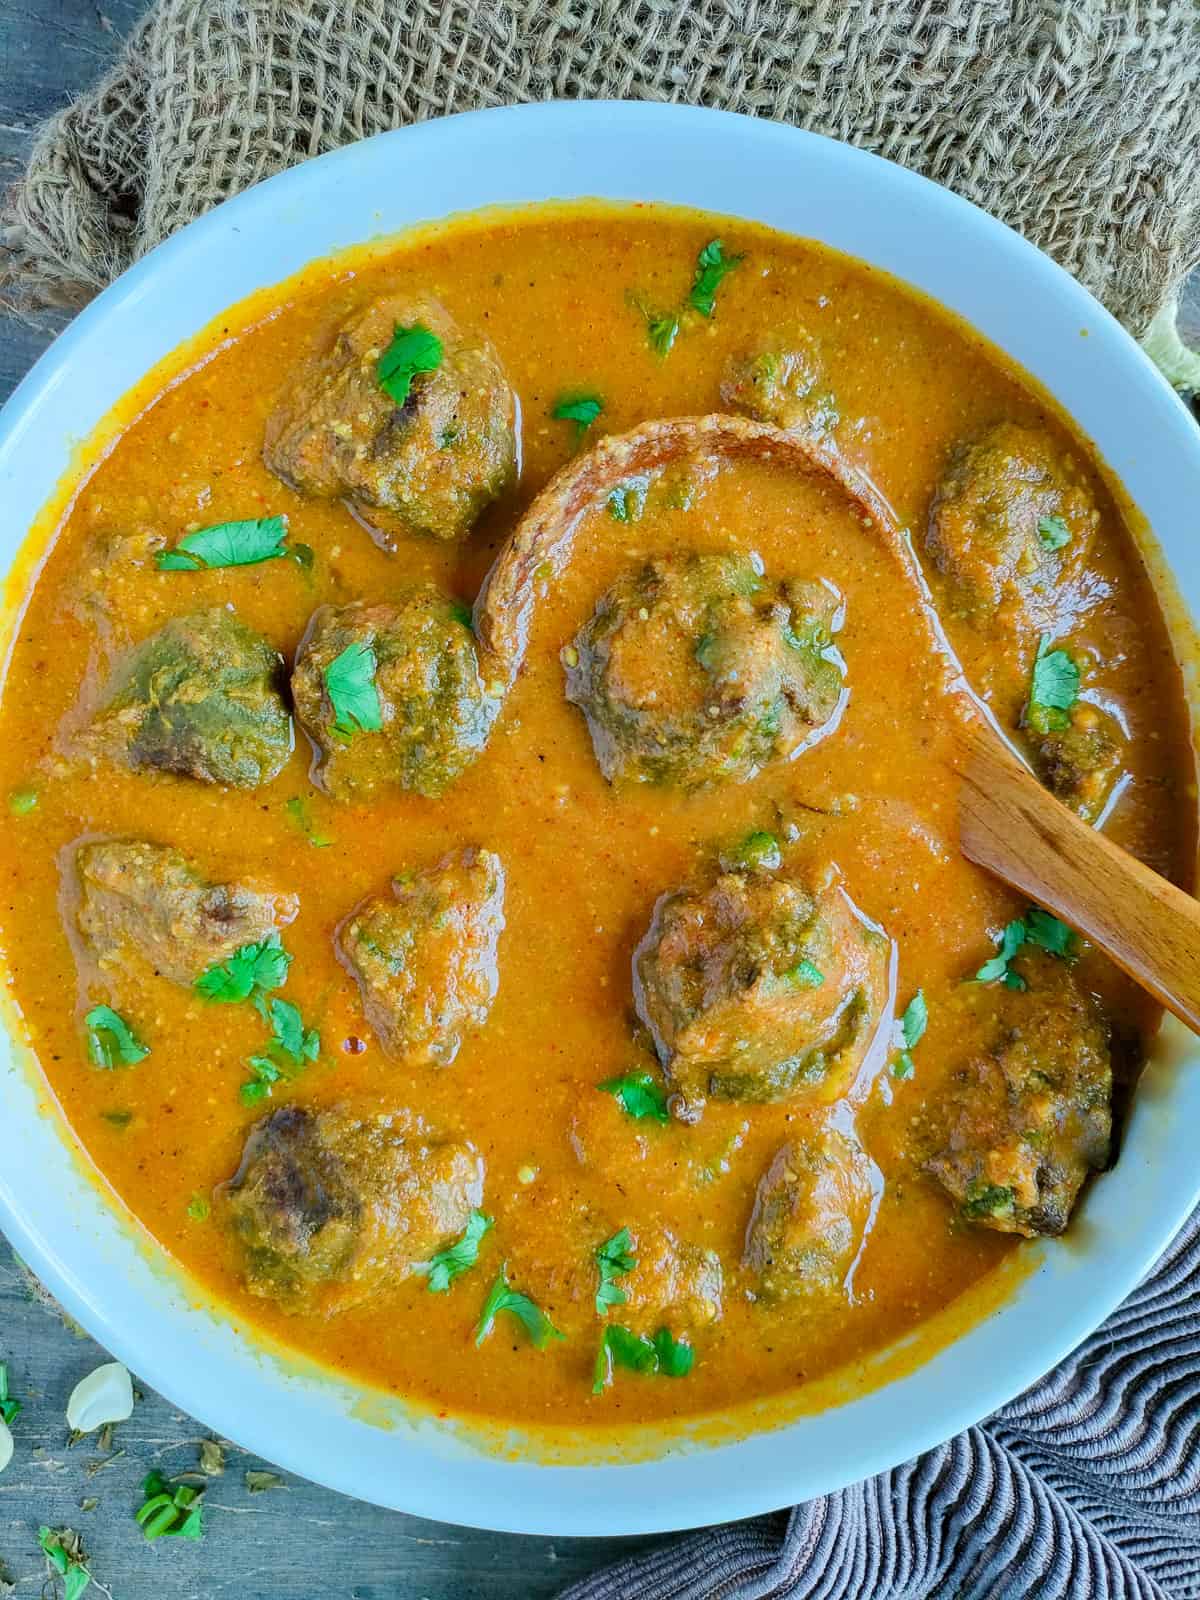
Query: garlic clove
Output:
[[66, 1361, 134, 1434]]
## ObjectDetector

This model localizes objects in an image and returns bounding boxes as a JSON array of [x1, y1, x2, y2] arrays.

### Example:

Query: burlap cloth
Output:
[[2, 3, 1200, 1597]]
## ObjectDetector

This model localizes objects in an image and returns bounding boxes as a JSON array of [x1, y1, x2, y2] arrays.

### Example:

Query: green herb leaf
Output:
[[975, 919, 1028, 986], [1024, 907, 1076, 957], [688, 239, 743, 317], [651, 1326, 695, 1378], [599, 1070, 670, 1124], [257, 996, 320, 1065], [100, 1108, 133, 1129], [135, 1470, 205, 1541], [285, 795, 333, 848], [733, 830, 782, 872], [474, 1265, 564, 1350], [900, 990, 928, 1049], [186, 1194, 210, 1223], [84, 1005, 149, 1070], [324, 640, 383, 739], [594, 1227, 637, 1317], [645, 311, 680, 357], [38, 1529, 91, 1596], [447, 597, 474, 632], [553, 394, 604, 439], [155, 515, 293, 571], [592, 1324, 694, 1393], [195, 931, 292, 1003], [0, 1362, 20, 1427], [377, 324, 443, 406], [1036, 514, 1071, 552], [8, 787, 37, 816], [1026, 633, 1080, 734], [893, 1053, 915, 1080], [425, 1210, 493, 1293]]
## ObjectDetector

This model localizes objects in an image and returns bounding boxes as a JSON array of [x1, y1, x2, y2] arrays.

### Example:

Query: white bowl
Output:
[[1, 102, 1197, 1537]]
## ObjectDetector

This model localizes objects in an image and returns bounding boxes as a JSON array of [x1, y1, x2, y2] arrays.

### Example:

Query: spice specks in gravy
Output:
[[0, 205, 1192, 1429]]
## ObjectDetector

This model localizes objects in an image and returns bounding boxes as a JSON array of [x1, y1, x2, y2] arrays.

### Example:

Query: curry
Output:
[[0, 203, 1192, 1431]]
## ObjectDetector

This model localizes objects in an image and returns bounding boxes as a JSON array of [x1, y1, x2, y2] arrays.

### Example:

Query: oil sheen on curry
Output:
[[0, 205, 1192, 1431]]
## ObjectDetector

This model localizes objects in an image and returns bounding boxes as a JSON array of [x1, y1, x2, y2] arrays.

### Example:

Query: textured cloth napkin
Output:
[[2, 4, 1199, 1596]]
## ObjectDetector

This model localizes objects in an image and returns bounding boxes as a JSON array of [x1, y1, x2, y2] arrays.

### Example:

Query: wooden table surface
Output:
[[3, 6, 1199, 1596], [0, 2, 676, 1594]]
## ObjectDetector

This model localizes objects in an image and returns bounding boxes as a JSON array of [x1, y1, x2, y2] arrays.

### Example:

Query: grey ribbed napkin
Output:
[[561, 1209, 1200, 1599]]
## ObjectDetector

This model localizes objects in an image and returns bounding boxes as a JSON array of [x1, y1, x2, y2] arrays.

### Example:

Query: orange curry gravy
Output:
[[0, 204, 1192, 1430]]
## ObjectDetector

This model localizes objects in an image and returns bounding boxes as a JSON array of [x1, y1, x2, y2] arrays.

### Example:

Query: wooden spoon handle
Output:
[[956, 714, 1200, 1034]]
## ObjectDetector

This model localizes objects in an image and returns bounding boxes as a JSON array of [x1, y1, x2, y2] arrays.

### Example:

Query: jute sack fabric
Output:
[[2, 0, 1200, 331]]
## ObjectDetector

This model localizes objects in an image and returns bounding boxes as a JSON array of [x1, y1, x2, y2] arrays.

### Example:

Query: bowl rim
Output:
[[1, 98, 1198, 1537]]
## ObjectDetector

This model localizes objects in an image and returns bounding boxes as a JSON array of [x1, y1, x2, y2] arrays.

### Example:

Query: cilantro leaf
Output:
[[900, 990, 928, 1049], [963, 1182, 1015, 1220], [1037, 514, 1071, 552], [1026, 634, 1080, 734], [688, 239, 743, 317], [1024, 907, 1077, 958], [195, 931, 292, 1003], [8, 787, 37, 816], [474, 1265, 564, 1350], [135, 1471, 204, 1541], [285, 794, 333, 848], [187, 1194, 210, 1223], [893, 1053, 915, 1080], [974, 909, 1076, 989], [377, 324, 443, 406], [424, 1210, 493, 1293], [592, 1324, 694, 1393], [155, 515, 295, 571], [594, 1227, 637, 1316], [324, 640, 383, 739], [781, 959, 824, 989], [0, 1362, 20, 1427], [645, 311, 680, 356], [553, 394, 604, 439], [607, 480, 648, 522], [239, 995, 319, 1105], [599, 1070, 670, 1124], [84, 1005, 149, 1069]]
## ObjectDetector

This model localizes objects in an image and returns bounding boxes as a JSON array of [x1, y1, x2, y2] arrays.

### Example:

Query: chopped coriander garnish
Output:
[[195, 931, 291, 1003], [893, 988, 927, 1079], [1025, 906, 1077, 957], [155, 515, 305, 572], [688, 238, 744, 317], [285, 795, 333, 848], [733, 830, 782, 872], [100, 1109, 132, 1129], [324, 639, 383, 740], [424, 1209, 493, 1293], [84, 1005, 149, 1070], [0, 1362, 20, 1427], [1037, 513, 1071, 552], [474, 1264, 564, 1350], [186, 1194, 210, 1223], [7, 786, 37, 816], [38, 1528, 92, 1599], [552, 394, 604, 439], [974, 910, 1076, 990], [645, 310, 680, 357], [1026, 634, 1080, 734], [135, 1470, 204, 1541], [599, 1070, 670, 1124], [448, 598, 474, 631], [900, 990, 927, 1048], [240, 995, 319, 1105], [594, 1227, 637, 1317], [592, 1324, 694, 1393], [377, 323, 443, 406]]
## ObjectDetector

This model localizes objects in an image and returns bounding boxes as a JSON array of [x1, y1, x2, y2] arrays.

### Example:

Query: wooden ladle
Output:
[[955, 713, 1200, 1034], [480, 410, 1200, 1031]]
